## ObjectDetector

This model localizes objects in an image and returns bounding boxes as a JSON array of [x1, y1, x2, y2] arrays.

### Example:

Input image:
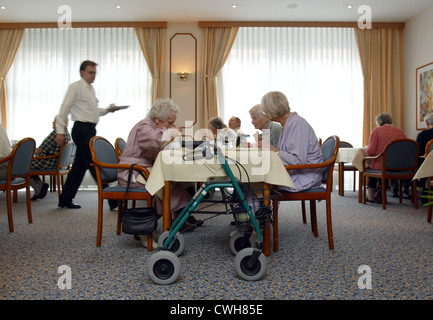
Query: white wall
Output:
[[403, 4, 433, 140]]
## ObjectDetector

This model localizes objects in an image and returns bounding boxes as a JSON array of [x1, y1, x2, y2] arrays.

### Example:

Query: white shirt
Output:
[[55, 78, 108, 134], [0, 124, 11, 158]]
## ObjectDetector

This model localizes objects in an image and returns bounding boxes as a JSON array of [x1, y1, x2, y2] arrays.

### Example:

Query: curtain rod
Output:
[[0, 21, 167, 29], [198, 21, 405, 29]]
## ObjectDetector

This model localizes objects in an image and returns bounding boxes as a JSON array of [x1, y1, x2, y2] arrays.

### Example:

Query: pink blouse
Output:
[[118, 119, 165, 187]]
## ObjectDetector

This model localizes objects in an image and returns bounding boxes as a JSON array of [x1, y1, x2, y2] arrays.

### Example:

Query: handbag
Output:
[[121, 164, 158, 235]]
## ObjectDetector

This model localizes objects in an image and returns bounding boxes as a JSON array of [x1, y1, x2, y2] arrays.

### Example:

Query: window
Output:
[[217, 27, 364, 147], [6, 28, 152, 145]]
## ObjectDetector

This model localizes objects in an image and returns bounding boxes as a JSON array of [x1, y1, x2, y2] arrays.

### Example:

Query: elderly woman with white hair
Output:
[[261, 91, 323, 192], [249, 104, 282, 148], [118, 98, 197, 248]]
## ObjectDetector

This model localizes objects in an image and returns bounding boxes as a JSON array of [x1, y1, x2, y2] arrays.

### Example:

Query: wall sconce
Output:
[[176, 72, 191, 81]]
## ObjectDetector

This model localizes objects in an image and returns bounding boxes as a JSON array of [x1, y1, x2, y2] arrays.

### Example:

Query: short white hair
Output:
[[249, 104, 266, 117], [147, 98, 180, 121], [261, 91, 290, 119]]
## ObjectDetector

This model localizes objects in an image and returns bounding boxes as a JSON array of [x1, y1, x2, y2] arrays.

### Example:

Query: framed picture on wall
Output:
[[416, 61, 433, 130]]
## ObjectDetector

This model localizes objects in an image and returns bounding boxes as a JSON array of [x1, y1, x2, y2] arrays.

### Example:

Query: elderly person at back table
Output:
[[415, 113, 433, 201], [365, 113, 407, 203], [0, 123, 12, 180], [118, 98, 200, 248], [228, 116, 243, 134], [207, 116, 236, 145], [30, 118, 72, 201], [261, 91, 323, 192], [249, 104, 282, 148], [208, 116, 227, 139]]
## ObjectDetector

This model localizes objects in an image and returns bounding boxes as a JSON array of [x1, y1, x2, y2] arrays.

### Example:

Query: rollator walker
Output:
[[146, 143, 279, 285]]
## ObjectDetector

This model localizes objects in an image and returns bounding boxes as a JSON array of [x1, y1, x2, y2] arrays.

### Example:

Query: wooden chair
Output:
[[335, 141, 357, 196], [114, 137, 126, 160], [362, 139, 419, 210], [0, 137, 36, 232], [89, 136, 153, 248], [425, 139, 433, 222], [30, 141, 75, 198], [272, 136, 340, 250]]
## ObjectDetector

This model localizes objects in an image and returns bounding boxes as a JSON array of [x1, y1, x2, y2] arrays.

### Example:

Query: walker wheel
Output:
[[234, 248, 267, 281], [229, 231, 254, 255], [158, 231, 185, 256], [147, 251, 181, 285]]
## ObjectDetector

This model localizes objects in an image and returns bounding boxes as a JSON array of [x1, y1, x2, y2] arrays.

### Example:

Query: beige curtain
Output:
[[201, 27, 239, 127], [134, 27, 166, 103], [354, 28, 403, 146], [0, 29, 24, 129]]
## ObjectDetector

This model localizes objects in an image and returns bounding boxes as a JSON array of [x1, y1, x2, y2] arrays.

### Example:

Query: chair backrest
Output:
[[11, 138, 36, 177], [426, 139, 433, 155], [320, 136, 340, 183], [115, 137, 126, 159], [59, 142, 75, 170], [340, 141, 353, 149], [90, 136, 119, 181], [384, 139, 418, 170], [116, 138, 126, 151]]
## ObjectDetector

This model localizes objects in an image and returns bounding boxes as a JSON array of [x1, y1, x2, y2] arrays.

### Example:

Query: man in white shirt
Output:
[[0, 123, 12, 179], [55, 60, 118, 209]]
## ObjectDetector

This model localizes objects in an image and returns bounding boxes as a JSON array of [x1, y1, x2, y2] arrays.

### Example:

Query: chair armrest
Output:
[[33, 154, 60, 160], [362, 152, 383, 170], [95, 161, 151, 179], [0, 154, 11, 164], [284, 155, 336, 171]]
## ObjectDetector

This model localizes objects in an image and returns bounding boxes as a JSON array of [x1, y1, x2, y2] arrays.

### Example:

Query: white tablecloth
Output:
[[336, 147, 367, 171], [414, 152, 432, 180], [141, 148, 295, 196]]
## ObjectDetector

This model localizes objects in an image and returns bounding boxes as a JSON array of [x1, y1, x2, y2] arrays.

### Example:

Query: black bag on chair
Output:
[[121, 164, 158, 235]]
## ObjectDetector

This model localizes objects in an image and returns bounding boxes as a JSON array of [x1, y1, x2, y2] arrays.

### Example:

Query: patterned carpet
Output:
[[1, 187, 433, 301]]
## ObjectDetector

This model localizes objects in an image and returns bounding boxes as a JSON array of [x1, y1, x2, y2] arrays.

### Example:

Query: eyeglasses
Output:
[[85, 71, 97, 75]]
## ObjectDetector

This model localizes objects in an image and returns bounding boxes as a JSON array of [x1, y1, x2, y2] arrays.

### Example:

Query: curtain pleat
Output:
[[201, 27, 239, 127], [134, 27, 166, 103], [0, 29, 24, 128], [354, 28, 403, 146]]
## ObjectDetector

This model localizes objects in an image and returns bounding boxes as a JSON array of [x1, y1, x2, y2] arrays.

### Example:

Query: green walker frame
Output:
[[147, 145, 271, 285]]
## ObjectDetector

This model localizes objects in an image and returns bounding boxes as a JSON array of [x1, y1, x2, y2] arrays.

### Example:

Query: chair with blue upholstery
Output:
[[0, 137, 36, 232], [31, 141, 75, 198], [89, 136, 153, 248], [272, 136, 340, 250], [362, 139, 419, 210]]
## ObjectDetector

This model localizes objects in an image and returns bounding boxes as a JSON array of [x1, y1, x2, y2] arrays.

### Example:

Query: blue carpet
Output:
[[1, 189, 433, 300]]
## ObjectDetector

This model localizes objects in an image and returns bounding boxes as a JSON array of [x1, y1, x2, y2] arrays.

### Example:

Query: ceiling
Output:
[[0, 0, 433, 23]]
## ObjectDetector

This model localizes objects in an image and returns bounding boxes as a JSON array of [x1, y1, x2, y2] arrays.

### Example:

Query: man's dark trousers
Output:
[[59, 121, 115, 208]]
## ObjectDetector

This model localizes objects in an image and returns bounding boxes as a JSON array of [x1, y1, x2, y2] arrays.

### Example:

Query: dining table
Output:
[[413, 151, 433, 181], [335, 147, 367, 202], [140, 146, 296, 256]]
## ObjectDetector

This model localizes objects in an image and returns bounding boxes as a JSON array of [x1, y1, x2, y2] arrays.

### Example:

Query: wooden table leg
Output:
[[163, 181, 171, 232], [358, 171, 363, 203], [263, 184, 271, 256], [338, 162, 344, 196]]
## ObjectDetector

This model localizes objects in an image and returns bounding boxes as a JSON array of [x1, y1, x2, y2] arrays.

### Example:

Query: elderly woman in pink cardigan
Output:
[[118, 98, 198, 248], [365, 113, 407, 202]]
